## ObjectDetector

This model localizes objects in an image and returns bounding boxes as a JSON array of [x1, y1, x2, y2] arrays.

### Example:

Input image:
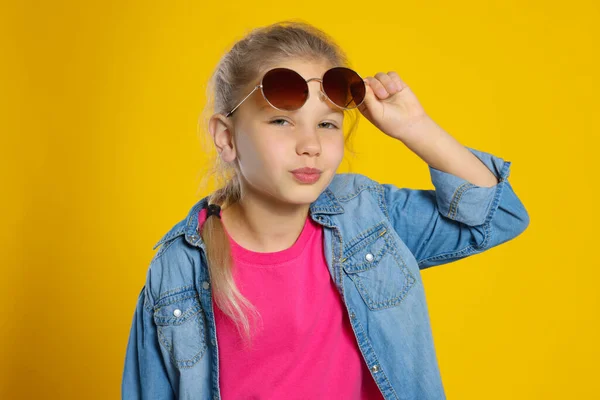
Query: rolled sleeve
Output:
[[382, 146, 529, 270], [429, 146, 512, 226]]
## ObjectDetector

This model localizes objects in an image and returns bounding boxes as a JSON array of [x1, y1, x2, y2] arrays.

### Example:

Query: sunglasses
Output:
[[225, 66, 366, 118]]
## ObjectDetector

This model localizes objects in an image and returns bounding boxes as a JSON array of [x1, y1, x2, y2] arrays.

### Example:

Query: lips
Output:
[[291, 168, 322, 174], [291, 168, 322, 184]]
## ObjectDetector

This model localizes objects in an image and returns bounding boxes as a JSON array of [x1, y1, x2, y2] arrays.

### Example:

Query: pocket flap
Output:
[[341, 223, 388, 273], [154, 288, 202, 326]]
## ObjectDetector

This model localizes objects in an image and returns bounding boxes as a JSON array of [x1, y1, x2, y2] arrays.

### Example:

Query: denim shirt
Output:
[[122, 147, 529, 400]]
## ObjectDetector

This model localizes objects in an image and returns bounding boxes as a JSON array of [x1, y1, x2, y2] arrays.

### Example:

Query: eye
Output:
[[319, 121, 339, 129], [269, 118, 290, 126]]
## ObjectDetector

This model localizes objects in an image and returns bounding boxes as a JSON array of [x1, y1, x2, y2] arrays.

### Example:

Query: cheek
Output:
[[236, 130, 267, 159], [234, 133, 264, 173], [322, 133, 345, 163], [250, 136, 289, 170]]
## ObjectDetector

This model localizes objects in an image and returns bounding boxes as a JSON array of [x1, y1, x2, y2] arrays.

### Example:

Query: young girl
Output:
[[122, 21, 529, 400]]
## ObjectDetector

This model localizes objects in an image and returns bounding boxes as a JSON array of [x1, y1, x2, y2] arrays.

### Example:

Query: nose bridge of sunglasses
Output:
[[302, 77, 323, 100]]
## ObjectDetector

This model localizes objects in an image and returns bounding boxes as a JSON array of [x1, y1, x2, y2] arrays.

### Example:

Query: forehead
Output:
[[261, 59, 333, 80]]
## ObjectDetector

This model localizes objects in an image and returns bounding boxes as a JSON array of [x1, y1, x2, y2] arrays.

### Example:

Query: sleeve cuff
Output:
[[428, 146, 512, 226]]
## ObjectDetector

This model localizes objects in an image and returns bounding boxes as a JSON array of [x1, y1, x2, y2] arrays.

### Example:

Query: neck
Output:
[[222, 195, 311, 253]]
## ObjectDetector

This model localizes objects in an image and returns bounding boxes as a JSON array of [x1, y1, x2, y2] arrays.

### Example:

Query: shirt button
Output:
[[365, 253, 374, 262], [350, 312, 356, 320], [370, 364, 380, 373], [202, 281, 210, 290], [189, 234, 200, 241], [173, 309, 182, 317]]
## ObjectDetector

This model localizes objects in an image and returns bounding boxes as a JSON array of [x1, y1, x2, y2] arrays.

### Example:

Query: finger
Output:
[[374, 72, 398, 94], [365, 76, 390, 99], [387, 71, 407, 91], [358, 78, 380, 113]]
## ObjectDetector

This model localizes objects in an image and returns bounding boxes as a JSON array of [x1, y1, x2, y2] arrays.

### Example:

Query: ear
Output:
[[209, 113, 237, 163]]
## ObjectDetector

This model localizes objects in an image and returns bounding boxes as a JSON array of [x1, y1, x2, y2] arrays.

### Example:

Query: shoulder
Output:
[[323, 173, 389, 219], [152, 218, 188, 251], [328, 172, 386, 206], [328, 172, 382, 198], [144, 217, 202, 307]]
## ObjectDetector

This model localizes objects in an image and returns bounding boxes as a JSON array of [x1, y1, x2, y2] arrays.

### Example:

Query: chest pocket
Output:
[[153, 287, 207, 369], [341, 223, 417, 311]]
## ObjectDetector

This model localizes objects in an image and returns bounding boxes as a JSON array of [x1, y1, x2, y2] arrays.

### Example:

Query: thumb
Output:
[[358, 79, 381, 116]]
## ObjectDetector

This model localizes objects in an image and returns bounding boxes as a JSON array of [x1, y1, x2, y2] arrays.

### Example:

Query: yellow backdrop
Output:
[[1, 0, 598, 398]]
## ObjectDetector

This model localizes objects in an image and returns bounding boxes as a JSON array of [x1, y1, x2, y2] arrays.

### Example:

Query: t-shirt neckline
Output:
[[198, 208, 318, 266]]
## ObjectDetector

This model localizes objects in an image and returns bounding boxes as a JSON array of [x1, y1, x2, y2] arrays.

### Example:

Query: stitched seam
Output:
[[152, 236, 184, 263], [332, 226, 345, 298], [351, 268, 416, 310], [152, 237, 179, 262], [342, 236, 387, 273], [143, 286, 154, 312], [479, 179, 508, 248], [155, 294, 199, 313], [157, 325, 207, 369], [418, 244, 476, 266], [345, 238, 416, 310], [155, 284, 196, 305], [374, 185, 389, 220], [153, 225, 186, 250], [337, 182, 378, 202], [447, 182, 472, 219], [342, 222, 387, 261], [386, 235, 417, 284], [350, 313, 400, 400], [419, 175, 510, 266]]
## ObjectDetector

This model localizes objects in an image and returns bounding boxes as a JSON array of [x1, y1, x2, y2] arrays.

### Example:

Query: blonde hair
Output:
[[197, 20, 360, 347]]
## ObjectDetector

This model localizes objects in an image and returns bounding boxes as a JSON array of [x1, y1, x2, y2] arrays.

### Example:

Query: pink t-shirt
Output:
[[198, 208, 384, 400]]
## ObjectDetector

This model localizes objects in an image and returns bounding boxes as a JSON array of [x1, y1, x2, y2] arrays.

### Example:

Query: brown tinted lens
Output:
[[322, 67, 366, 109], [261, 68, 308, 111]]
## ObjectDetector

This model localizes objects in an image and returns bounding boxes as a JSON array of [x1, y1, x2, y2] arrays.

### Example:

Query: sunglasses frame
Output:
[[225, 67, 365, 118]]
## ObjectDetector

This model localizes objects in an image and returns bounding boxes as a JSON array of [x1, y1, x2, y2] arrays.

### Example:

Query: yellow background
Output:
[[1, 0, 598, 398]]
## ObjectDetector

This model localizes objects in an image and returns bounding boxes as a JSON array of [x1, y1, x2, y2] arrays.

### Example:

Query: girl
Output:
[[122, 21, 529, 400]]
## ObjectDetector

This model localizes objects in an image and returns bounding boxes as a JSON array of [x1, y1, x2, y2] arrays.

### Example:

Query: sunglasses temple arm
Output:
[[343, 80, 366, 108], [225, 85, 261, 118]]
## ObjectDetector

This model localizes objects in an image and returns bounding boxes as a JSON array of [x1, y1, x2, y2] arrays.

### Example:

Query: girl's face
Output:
[[212, 59, 346, 208]]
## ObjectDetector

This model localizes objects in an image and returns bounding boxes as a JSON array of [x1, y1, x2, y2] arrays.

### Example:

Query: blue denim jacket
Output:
[[122, 147, 529, 400]]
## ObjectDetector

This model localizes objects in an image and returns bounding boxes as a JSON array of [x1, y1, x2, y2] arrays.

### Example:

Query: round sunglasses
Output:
[[225, 67, 366, 118]]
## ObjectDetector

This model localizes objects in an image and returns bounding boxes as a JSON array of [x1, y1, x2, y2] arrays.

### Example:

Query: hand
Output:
[[358, 71, 430, 140]]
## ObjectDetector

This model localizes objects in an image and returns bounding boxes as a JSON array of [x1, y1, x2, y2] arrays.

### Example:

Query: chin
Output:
[[284, 183, 324, 204]]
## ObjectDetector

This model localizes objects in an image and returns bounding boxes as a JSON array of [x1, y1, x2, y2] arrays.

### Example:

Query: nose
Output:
[[294, 80, 331, 157], [295, 126, 321, 157]]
